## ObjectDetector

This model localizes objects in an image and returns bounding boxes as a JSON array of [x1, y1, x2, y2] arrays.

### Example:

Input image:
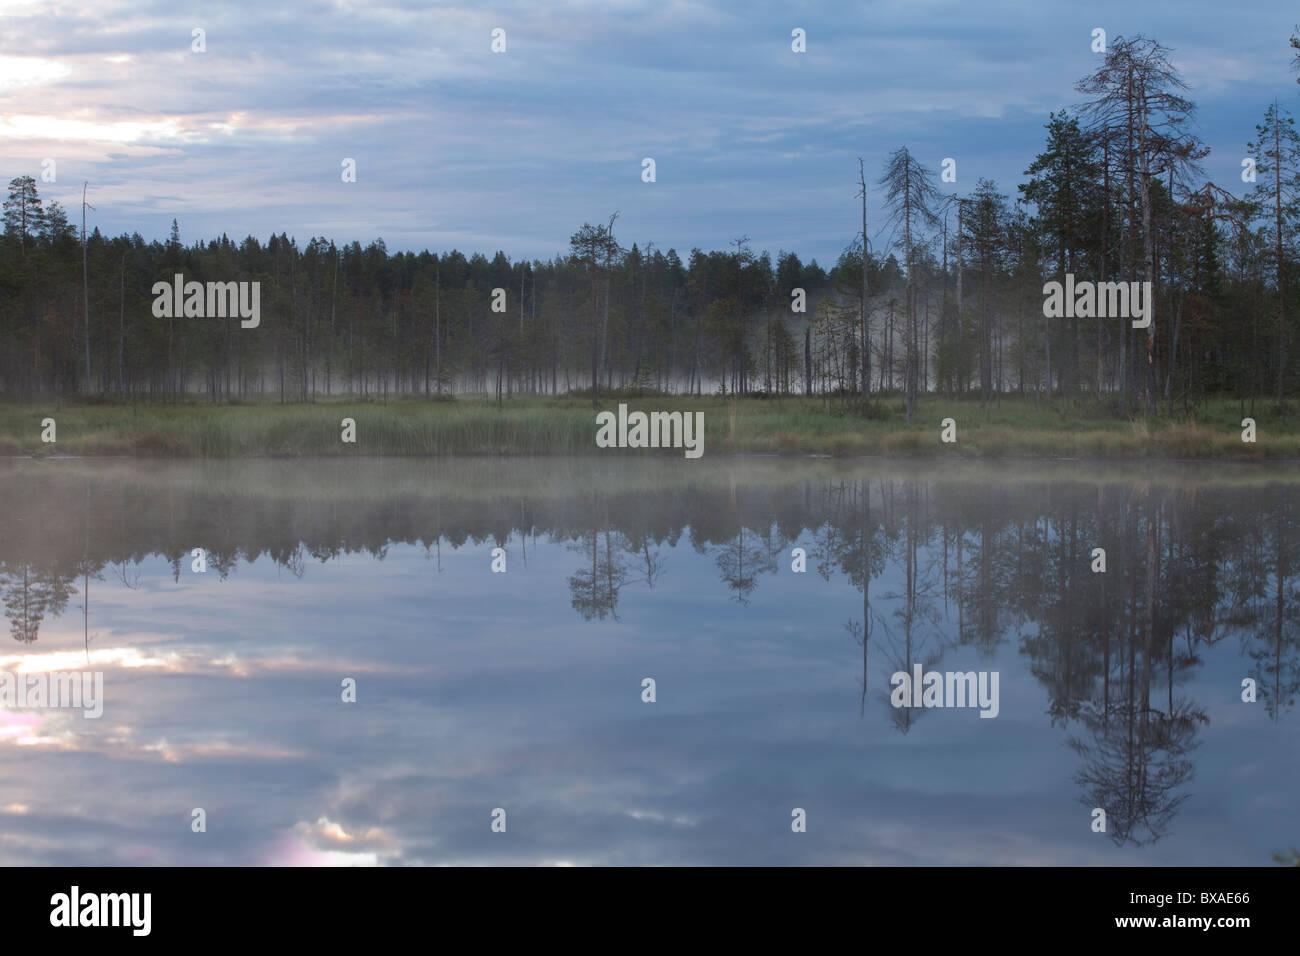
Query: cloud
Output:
[[1, 0, 1290, 262]]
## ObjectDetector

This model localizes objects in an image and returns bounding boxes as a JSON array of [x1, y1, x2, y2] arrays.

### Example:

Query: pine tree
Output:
[[878, 146, 941, 423], [3, 176, 44, 256], [1020, 111, 1102, 394], [1248, 102, 1300, 404]]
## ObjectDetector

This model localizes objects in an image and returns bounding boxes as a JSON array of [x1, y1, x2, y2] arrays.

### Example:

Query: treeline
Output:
[[2, 32, 1298, 415], [0, 204, 833, 403]]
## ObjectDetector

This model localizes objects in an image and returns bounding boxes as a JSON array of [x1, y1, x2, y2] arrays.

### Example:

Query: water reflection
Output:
[[0, 458, 1296, 864]]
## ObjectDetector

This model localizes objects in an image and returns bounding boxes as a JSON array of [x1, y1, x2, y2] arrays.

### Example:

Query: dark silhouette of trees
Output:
[[1, 31, 1298, 414]]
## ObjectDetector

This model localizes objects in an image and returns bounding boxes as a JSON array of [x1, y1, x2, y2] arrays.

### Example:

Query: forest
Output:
[[2, 33, 1299, 424]]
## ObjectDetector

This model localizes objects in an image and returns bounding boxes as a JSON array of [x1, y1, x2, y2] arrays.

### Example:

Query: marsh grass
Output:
[[0, 394, 1296, 459]]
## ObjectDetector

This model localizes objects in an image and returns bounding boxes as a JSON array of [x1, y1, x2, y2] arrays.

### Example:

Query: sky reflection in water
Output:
[[0, 458, 1296, 865]]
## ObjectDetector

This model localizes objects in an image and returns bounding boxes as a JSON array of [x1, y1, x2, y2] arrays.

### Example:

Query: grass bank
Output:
[[0, 394, 1295, 459]]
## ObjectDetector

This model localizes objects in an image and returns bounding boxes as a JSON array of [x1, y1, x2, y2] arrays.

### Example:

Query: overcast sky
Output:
[[1, 0, 1296, 265]]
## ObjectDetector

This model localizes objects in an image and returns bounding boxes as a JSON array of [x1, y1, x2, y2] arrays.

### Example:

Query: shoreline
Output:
[[5, 451, 1300, 464]]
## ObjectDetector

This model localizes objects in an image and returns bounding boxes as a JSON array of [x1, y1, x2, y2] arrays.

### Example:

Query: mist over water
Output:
[[0, 458, 1295, 865]]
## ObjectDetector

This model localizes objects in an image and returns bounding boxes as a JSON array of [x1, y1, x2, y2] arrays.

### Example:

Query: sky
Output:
[[0, 0, 1297, 266]]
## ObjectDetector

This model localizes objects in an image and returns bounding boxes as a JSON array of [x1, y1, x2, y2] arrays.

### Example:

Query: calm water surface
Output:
[[0, 457, 1296, 865]]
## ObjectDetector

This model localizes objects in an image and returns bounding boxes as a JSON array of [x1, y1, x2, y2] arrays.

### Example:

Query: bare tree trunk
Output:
[[1139, 94, 1157, 415], [81, 180, 91, 395], [435, 260, 442, 395], [859, 159, 871, 413], [804, 326, 812, 397], [955, 203, 964, 394], [1279, 113, 1289, 405], [118, 253, 125, 395]]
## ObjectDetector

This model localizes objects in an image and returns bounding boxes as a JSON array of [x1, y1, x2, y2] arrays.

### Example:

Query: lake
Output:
[[0, 456, 1296, 865]]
